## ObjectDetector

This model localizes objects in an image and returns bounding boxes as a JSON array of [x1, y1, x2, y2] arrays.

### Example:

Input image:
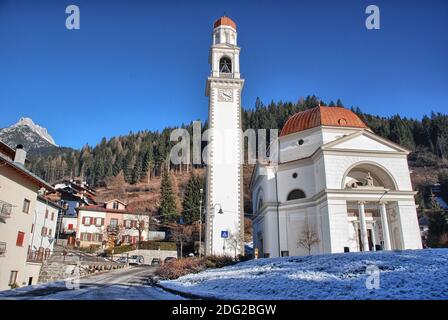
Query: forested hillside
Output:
[[27, 95, 448, 190]]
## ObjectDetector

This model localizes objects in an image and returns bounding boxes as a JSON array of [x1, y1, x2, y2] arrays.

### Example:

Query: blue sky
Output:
[[0, 0, 447, 148]]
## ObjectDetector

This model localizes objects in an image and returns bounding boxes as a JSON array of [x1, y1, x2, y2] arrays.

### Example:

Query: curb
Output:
[[152, 279, 218, 300]]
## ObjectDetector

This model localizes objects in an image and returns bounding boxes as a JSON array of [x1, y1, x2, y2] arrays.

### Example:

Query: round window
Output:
[[298, 139, 304, 145], [292, 173, 298, 179]]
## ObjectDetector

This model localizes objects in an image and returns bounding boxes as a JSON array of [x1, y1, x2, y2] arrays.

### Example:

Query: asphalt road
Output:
[[0, 266, 184, 300]]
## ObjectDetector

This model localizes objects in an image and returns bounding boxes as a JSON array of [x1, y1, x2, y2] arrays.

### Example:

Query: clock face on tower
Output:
[[218, 89, 233, 102]]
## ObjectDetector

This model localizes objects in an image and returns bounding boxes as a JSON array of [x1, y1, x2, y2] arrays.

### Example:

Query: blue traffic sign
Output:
[[221, 230, 229, 238]]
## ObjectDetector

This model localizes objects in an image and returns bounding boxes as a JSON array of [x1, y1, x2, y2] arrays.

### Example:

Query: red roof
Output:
[[213, 16, 237, 29], [280, 106, 367, 137]]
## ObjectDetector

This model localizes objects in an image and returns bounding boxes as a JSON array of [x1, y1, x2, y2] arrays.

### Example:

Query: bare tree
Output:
[[105, 223, 125, 249], [297, 224, 320, 256], [133, 212, 151, 249], [168, 223, 193, 257], [226, 231, 240, 257]]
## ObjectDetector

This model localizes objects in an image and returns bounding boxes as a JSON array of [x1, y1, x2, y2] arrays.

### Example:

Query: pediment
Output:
[[322, 130, 409, 154]]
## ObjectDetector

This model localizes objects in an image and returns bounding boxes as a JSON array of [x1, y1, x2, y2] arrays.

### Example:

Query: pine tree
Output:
[[158, 170, 177, 223], [427, 193, 448, 247], [182, 173, 204, 224]]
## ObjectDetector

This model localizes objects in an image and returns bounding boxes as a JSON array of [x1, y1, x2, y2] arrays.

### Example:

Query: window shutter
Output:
[[16, 231, 25, 246], [90, 217, 94, 225], [82, 217, 86, 225], [101, 218, 105, 226]]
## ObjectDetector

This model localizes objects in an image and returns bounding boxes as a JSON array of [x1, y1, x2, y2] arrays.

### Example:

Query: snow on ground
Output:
[[161, 249, 448, 300]]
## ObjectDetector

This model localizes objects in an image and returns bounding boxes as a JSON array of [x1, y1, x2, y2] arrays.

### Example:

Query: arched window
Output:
[[287, 189, 306, 201], [219, 57, 232, 73], [257, 198, 264, 211]]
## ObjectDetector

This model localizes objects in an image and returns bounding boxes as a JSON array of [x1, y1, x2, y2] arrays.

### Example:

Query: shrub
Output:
[[155, 257, 205, 280], [9, 282, 19, 289], [138, 241, 177, 251], [204, 255, 236, 269]]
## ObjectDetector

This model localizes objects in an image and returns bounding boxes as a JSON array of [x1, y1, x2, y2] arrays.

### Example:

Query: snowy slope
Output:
[[161, 249, 448, 300], [0, 117, 57, 150]]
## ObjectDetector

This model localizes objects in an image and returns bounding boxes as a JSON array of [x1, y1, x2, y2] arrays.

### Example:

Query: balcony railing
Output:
[[107, 225, 119, 233], [0, 242, 6, 256], [0, 200, 13, 220]]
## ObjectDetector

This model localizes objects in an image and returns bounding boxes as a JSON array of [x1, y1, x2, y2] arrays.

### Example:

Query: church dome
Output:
[[213, 16, 237, 30], [280, 106, 367, 137]]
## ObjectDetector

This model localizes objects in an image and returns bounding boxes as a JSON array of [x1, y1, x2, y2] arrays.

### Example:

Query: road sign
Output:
[[221, 230, 229, 238]]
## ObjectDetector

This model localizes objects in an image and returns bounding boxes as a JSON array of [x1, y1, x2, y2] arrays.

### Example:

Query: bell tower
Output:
[[205, 16, 245, 257]]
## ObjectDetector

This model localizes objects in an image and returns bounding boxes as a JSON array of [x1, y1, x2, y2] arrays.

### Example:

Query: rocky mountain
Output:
[[0, 117, 58, 151]]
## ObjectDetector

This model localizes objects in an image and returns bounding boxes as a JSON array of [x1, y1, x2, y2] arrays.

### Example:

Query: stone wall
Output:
[[38, 261, 126, 284]]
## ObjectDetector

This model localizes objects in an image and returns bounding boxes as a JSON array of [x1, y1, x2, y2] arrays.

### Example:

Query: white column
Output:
[[371, 222, 377, 251], [379, 202, 392, 250], [358, 201, 369, 252]]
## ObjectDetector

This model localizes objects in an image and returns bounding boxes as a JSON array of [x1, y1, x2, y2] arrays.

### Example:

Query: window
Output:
[[31, 224, 34, 233], [113, 202, 119, 210], [292, 172, 298, 179], [287, 189, 306, 201], [82, 216, 90, 226], [51, 212, 55, 221], [68, 224, 73, 230], [45, 209, 49, 219], [281, 251, 289, 257], [16, 231, 25, 246], [125, 220, 131, 229], [49, 229, 52, 236], [110, 218, 118, 227], [95, 217, 103, 226], [219, 57, 232, 73], [41, 227, 47, 236], [298, 139, 304, 145], [8, 271, 18, 286], [81, 233, 89, 241], [22, 199, 30, 213]]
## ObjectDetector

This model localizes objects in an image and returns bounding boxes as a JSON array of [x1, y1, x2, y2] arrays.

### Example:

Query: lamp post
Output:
[[199, 188, 203, 257], [208, 203, 224, 256]]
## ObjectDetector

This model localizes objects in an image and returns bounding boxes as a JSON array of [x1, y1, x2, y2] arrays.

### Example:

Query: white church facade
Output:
[[250, 106, 423, 258]]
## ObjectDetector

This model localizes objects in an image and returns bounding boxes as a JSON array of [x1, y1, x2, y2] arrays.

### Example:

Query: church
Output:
[[250, 106, 423, 257]]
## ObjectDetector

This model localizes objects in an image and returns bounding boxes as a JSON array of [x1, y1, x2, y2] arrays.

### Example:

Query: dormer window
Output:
[[113, 201, 119, 210], [219, 57, 232, 73]]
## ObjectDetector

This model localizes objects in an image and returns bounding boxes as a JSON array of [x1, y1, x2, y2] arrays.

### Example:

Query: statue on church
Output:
[[365, 172, 374, 187]]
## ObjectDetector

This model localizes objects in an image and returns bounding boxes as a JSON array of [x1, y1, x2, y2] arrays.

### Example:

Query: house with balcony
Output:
[[76, 199, 153, 249], [0, 141, 55, 290], [27, 195, 64, 262]]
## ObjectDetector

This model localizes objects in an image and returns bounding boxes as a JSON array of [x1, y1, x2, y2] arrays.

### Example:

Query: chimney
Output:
[[14, 144, 27, 165]]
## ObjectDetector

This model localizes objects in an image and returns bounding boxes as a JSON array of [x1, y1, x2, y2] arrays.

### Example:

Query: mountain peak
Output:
[[0, 117, 57, 150]]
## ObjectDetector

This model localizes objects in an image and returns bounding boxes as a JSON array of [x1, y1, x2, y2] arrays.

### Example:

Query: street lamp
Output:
[[199, 188, 203, 257], [208, 203, 224, 256]]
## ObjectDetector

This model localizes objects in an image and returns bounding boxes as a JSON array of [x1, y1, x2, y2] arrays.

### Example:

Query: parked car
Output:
[[128, 255, 144, 265], [164, 257, 177, 264], [151, 258, 161, 266], [116, 257, 127, 264]]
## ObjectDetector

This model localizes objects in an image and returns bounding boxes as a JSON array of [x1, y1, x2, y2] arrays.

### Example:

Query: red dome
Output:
[[213, 16, 237, 29], [280, 106, 367, 137]]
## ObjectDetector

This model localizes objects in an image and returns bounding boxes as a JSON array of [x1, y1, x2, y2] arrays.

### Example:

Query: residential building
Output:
[[27, 195, 63, 261], [0, 142, 54, 290], [76, 199, 152, 248]]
